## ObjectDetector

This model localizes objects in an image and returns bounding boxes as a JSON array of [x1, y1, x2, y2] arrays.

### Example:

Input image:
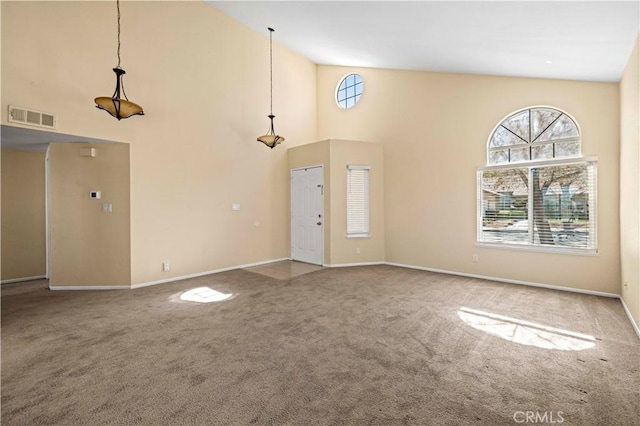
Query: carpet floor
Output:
[[1, 264, 639, 425]]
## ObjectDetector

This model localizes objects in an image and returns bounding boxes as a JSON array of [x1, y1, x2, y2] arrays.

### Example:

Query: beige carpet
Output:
[[1, 265, 638, 425]]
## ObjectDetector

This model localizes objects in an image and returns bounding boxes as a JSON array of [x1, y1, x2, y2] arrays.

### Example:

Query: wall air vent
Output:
[[8, 105, 57, 130]]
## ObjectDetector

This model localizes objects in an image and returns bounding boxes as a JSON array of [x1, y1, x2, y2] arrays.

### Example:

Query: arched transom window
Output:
[[488, 107, 580, 165]]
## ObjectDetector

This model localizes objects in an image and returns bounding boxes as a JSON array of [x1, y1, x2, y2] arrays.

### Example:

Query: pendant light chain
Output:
[[94, 0, 143, 120], [257, 27, 284, 148], [116, 0, 121, 68]]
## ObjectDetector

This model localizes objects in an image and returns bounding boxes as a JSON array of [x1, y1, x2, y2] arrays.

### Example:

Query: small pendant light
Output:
[[94, 0, 144, 120], [257, 27, 285, 149]]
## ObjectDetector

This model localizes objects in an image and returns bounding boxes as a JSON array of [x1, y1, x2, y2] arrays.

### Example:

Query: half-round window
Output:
[[488, 107, 580, 165], [336, 73, 363, 109]]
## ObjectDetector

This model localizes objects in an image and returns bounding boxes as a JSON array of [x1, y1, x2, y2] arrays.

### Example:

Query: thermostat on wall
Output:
[[89, 191, 102, 199]]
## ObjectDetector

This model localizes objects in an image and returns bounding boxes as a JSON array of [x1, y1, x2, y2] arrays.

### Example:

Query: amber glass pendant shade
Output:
[[257, 114, 285, 149], [95, 67, 144, 120]]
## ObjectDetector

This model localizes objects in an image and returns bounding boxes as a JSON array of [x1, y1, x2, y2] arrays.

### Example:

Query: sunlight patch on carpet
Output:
[[175, 287, 233, 303], [458, 307, 595, 351]]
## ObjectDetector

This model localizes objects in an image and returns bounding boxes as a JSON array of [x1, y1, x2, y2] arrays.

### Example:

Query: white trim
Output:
[[347, 166, 370, 238], [290, 164, 324, 173], [131, 257, 290, 289], [384, 262, 619, 298], [335, 72, 363, 110], [49, 285, 130, 290], [290, 166, 325, 266], [324, 261, 385, 268], [1, 275, 47, 284], [47, 258, 291, 291], [479, 155, 598, 172], [45, 146, 51, 279], [346, 164, 370, 171], [477, 158, 598, 254], [40, 258, 640, 339], [620, 297, 640, 339], [485, 105, 583, 162], [488, 136, 580, 153], [346, 233, 370, 239]]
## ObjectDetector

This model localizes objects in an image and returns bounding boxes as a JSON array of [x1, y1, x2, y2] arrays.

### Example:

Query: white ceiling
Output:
[[3, 1, 638, 151], [209, 1, 640, 82]]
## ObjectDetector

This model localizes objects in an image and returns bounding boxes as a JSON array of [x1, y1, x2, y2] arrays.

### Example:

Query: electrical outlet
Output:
[[472, 254, 478, 263], [162, 261, 170, 272], [356, 248, 361, 254]]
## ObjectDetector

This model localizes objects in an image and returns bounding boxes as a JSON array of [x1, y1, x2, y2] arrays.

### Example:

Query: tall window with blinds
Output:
[[347, 165, 370, 238], [477, 107, 597, 254]]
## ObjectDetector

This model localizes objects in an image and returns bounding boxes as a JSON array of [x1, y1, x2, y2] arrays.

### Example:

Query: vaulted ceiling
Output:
[[210, 1, 639, 82]]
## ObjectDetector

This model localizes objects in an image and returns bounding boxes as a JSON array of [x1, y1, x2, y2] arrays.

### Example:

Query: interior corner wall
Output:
[[620, 34, 640, 327], [317, 65, 621, 294], [48, 143, 131, 287], [288, 139, 385, 266], [2, 2, 317, 286], [1, 149, 46, 281]]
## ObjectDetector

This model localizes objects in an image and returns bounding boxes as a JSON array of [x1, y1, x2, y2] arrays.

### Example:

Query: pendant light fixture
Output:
[[94, 0, 144, 120], [257, 27, 285, 149]]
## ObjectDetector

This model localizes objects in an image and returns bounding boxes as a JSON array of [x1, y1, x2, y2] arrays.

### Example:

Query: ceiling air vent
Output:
[[8, 105, 57, 130]]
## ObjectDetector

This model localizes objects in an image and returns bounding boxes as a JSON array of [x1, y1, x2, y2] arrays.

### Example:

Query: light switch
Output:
[[102, 203, 113, 213], [232, 204, 240, 211]]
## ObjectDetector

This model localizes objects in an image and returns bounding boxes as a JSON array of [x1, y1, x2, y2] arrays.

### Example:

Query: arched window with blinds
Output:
[[478, 107, 597, 253]]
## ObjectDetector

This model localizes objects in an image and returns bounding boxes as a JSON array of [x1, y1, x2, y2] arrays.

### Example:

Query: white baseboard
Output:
[[619, 297, 640, 338], [131, 257, 290, 289], [27, 259, 640, 339], [1, 275, 47, 284], [384, 262, 620, 298], [386, 261, 639, 339], [49, 285, 130, 290], [324, 261, 385, 268]]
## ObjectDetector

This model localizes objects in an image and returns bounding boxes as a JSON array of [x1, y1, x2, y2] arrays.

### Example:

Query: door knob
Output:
[[317, 222, 322, 226]]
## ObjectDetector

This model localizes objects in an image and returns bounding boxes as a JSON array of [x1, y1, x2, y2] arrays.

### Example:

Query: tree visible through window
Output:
[[478, 107, 597, 252]]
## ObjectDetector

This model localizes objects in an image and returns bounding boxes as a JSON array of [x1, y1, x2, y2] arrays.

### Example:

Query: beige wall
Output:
[[1, 149, 46, 281], [2, 1, 631, 300], [620, 35, 640, 327], [318, 66, 621, 294], [2, 1, 317, 285], [48, 143, 131, 287], [288, 139, 385, 266], [328, 139, 384, 265]]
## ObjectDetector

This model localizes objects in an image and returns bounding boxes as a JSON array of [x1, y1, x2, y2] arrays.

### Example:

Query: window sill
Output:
[[476, 242, 598, 257], [347, 233, 370, 239]]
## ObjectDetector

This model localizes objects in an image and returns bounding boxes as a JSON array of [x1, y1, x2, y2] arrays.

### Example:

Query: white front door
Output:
[[291, 166, 324, 265]]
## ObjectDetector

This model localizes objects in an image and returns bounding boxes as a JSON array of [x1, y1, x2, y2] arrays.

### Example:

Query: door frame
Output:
[[45, 145, 51, 281], [290, 165, 324, 266]]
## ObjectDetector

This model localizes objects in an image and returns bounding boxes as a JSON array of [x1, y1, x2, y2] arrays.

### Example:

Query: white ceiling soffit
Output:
[[209, 1, 640, 82], [1, 125, 118, 153]]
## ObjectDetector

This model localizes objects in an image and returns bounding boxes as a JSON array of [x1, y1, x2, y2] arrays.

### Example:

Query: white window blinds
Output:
[[477, 158, 597, 253], [347, 165, 370, 238]]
